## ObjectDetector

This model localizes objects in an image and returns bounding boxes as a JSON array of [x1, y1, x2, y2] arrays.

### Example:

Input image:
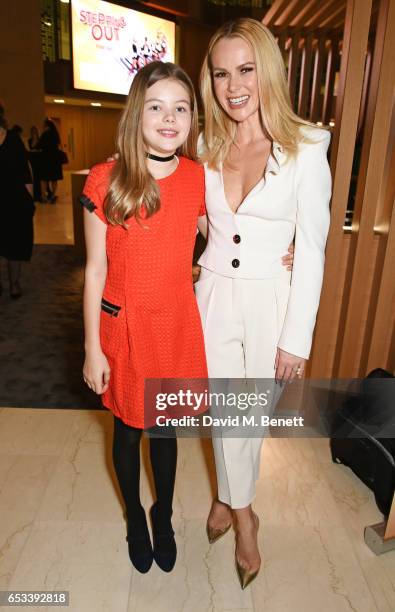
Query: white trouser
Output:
[[195, 267, 290, 508]]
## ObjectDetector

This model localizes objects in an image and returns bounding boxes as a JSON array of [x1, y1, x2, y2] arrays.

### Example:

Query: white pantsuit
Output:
[[195, 127, 332, 508]]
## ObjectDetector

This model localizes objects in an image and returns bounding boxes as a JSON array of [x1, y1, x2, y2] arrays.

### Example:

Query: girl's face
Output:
[[211, 36, 259, 123], [142, 78, 192, 157]]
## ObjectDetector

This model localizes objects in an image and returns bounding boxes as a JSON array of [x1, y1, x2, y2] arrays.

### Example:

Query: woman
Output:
[[28, 126, 43, 202], [0, 110, 34, 298], [195, 18, 332, 589], [38, 118, 63, 203]]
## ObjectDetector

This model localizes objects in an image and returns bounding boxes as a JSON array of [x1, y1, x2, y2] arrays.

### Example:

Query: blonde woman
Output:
[[195, 18, 332, 588]]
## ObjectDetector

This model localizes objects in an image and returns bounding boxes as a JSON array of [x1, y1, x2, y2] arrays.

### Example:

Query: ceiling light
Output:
[[54, 99, 65, 103], [90, 102, 102, 107]]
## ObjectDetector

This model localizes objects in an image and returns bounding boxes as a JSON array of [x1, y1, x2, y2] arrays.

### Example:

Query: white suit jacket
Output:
[[198, 127, 332, 359]]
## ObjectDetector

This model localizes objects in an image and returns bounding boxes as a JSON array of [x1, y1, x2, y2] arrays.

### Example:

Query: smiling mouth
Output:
[[228, 95, 250, 107], [157, 129, 178, 137]]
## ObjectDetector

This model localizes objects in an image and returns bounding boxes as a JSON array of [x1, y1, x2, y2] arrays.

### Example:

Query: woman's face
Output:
[[142, 78, 192, 157], [211, 36, 259, 123]]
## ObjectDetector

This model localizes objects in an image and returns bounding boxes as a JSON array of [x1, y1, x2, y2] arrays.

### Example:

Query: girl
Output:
[[196, 18, 332, 589], [81, 61, 293, 575], [81, 62, 208, 574]]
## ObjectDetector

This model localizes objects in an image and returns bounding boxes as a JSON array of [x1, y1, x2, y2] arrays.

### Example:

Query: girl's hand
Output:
[[274, 348, 306, 383], [281, 243, 294, 271], [83, 350, 111, 394]]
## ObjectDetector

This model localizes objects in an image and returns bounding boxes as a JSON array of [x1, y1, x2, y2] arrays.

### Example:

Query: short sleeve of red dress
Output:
[[79, 163, 111, 224]]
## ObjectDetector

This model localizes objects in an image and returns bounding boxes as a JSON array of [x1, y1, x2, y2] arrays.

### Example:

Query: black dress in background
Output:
[[0, 130, 35, 261], [28, 137, 43, 201], [38, 129, 63, 182]]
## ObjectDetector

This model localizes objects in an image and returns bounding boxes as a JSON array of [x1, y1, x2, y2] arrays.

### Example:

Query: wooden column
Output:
[[335, 0, 395, 376], [322, 34, 339, 123], [287, 31, 301, 106], [310, 36, 327, 122], [309, 0, 373, 377], [298, 33, 314, 118], [365, 99, 395, 372]]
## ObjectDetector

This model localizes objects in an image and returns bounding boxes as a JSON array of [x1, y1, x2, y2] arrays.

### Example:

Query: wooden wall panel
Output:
[[335, 0, 395, 376], [45, 104, 121, 170], [298, 33, 314, 117], [310, 37, 327, 121], [309, 0, 373, 377], [322, 35, 339, 123]]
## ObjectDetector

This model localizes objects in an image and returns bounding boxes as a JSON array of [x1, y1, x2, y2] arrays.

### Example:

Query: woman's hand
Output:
[[83, 350, 111, 394], [275, 348, 305, 383], [281, 243, 294, 271]]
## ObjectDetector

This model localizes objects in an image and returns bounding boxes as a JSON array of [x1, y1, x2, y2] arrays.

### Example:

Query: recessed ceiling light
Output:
[[90, 102, 102, 107], [54, 99, 65, 103]]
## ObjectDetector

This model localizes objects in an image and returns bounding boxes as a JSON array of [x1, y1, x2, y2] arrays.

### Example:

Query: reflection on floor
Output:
[[34, 172, 74, 245], [0, 407, 394, 612]]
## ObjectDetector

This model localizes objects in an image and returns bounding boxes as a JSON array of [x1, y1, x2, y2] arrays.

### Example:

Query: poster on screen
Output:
[[71, 0, 176, 95]]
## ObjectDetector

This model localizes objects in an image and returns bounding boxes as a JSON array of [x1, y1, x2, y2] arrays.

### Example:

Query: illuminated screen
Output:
[[71, 0, 176, 95]]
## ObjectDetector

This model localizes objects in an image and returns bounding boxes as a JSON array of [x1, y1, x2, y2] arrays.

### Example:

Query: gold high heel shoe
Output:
[[206, 521, 232, 544], [235, 512, 260, 589], [206, 499, 232, 544]]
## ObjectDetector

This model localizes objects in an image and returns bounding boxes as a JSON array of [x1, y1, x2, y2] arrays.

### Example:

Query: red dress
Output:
[[81, 158, 208, 428]]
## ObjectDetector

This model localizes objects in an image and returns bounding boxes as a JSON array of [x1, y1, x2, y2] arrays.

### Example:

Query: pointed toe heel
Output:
[[235, 511, 261, 589], [236, 560, 259, 590], [206, 521, 232, 544]]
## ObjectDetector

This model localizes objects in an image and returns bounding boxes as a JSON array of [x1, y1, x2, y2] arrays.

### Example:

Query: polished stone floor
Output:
[[0, 407, 394, 612]]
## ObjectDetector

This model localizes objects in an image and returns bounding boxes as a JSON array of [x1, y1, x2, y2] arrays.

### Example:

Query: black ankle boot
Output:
[[126, 512, 153, 573], [150, 502, 177, 572]]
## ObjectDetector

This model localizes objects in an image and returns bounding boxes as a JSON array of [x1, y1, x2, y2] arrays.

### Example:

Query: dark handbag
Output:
[[330, 369, 395, 516], [58, 149, 69, 165]]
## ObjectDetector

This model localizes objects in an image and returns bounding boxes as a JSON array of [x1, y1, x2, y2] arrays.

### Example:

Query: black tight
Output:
[[112, 415, 177, 529]]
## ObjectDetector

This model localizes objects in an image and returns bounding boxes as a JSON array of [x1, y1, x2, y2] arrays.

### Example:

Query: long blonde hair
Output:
[[200, 18, 321, 168], [106, 62, 198, 226]]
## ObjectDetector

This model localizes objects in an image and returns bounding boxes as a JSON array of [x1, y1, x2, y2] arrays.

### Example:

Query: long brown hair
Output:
[[200, 18, 322, 169], [106, 62, 198, 226]]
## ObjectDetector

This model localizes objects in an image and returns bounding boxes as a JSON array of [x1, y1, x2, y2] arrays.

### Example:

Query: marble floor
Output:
[[0, 407, 394, 612]]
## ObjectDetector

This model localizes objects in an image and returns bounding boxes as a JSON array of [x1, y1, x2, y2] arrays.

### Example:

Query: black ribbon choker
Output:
[[146, 152, 175, 162]]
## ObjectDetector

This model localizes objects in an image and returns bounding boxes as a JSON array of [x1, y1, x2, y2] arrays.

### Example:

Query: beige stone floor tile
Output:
[[0, 454, 58, 589], [254, 438, 347, 528], [36, 411, 123, 523], [127, 518, 253, 612], [0, 408, 76, 456], [8, 521, 132, 612], [310, 438, 395, 612], [1, 411, 392, 612], [251, 523, 378, 612]]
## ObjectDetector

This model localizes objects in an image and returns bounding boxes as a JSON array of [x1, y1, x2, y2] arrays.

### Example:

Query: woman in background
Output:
[[28, 126, 43, 202], [0, 107, 34, 298], [38, 118, 63, 203]]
